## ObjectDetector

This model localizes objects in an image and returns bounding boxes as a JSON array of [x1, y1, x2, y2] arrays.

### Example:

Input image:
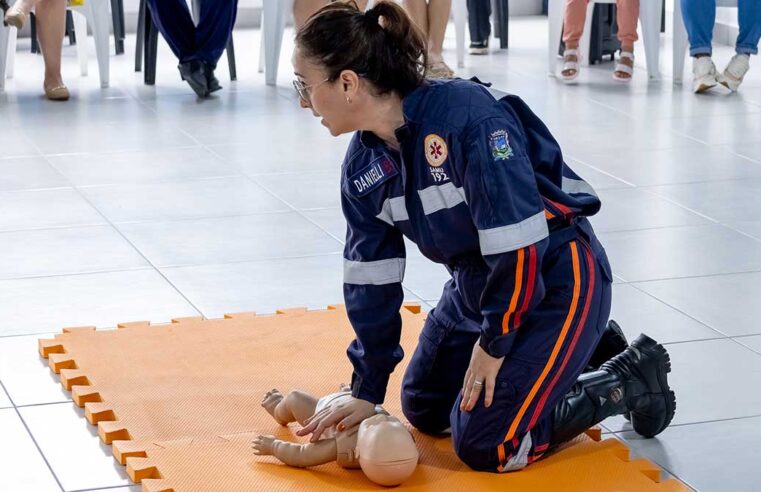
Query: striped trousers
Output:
[[401, 218, 613, 472]]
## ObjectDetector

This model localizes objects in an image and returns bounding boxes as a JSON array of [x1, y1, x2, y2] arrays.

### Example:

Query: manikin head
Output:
[[356, 413, 419, 486]]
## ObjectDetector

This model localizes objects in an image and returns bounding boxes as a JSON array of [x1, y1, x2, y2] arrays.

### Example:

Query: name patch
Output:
[[349, 156, 398, 197]]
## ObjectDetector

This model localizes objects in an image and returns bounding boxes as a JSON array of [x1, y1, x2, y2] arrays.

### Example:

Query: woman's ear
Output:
[[339, 70, 361, 97]]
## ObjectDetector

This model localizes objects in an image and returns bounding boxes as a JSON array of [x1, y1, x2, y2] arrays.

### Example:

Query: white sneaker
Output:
[[718, 53, 750, 92], [692, 56, 718, 93]]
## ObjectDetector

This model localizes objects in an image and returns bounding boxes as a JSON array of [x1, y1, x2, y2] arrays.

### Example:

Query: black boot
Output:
[[204, 62, 222, 94], [178, 60, 210, 98], [585, 320, 629, 371], [551, 334, 676, 446]]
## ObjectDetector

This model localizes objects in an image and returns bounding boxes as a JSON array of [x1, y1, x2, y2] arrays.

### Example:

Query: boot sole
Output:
[[631, 336, 676, 438]]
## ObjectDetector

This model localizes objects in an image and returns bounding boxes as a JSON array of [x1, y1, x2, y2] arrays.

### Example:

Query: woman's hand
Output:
[[460, 341, 505, 412], [296, 396, 376, 442]]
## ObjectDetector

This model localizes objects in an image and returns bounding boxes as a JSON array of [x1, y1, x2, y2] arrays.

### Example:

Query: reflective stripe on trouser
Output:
[[401, 227, 612, 472]]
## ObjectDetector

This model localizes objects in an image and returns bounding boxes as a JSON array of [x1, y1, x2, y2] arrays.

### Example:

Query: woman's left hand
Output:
[[296, 396, 376, 442], [460, 341, 506, 412]]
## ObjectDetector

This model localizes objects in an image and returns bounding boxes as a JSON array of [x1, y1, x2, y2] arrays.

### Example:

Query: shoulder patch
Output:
[[348, 156, 398, 197], [489, 129, 514, 161], [424, 134, 448, 167]]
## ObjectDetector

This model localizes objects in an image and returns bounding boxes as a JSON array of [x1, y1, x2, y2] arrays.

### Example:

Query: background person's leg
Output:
[[293, 0, 329, 30], [424, 0, 452, 75], [35, 0, 66, 96], [195, 0, 238, 69], [145, 0, 195, 62], [681, 0, 715, 56], [466, 0, 491, 52], [736, 0, 761, 55]]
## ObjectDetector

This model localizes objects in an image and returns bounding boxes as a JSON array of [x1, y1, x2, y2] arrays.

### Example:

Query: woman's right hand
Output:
[[296, 396, 376, 442]]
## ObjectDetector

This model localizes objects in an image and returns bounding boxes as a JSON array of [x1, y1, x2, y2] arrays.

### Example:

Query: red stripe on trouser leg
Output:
[[514, 245, 537, 328], [527, 244, 596, 429]]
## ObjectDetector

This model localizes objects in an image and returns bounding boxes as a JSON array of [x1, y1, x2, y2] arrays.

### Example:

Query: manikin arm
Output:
[[253, 435, 338, 468]]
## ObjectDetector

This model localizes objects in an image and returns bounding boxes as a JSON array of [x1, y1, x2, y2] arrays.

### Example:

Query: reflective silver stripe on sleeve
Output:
[[343, 258, 406, 285], [478, 210, 549, 256], [562, 177, 598, 198], [417, 182, 467, 216], [376, 196, 409, 226]]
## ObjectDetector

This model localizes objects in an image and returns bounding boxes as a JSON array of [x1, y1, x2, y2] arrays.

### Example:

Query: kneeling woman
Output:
[[293, 1, 675, 472]]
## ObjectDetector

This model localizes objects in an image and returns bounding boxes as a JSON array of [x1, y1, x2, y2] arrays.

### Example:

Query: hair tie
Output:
[[363, 9, 381, 27]]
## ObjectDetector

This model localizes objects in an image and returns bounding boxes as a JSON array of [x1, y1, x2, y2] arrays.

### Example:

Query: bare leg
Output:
[[425, 0, 451, 65], [34, 0, 66, 91], [403, 0, 429, 38], [261, 389, 318, 426], [293, 0, 329, 30]]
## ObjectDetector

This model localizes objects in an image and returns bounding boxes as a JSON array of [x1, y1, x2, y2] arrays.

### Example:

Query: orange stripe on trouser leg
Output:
[[502, 242, 582, 442], [527, 245, 596, 429], [501, 248, 525, 335]]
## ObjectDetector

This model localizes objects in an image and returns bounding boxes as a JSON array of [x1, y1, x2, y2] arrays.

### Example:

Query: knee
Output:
[[451, 433, 495, 472], [400, 391, 451, 435], [284, 390, 310, 407]]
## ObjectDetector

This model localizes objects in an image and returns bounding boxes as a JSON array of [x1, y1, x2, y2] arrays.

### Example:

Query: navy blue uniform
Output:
[[341, 79, 612, 472], [146, 0, 237, 68]]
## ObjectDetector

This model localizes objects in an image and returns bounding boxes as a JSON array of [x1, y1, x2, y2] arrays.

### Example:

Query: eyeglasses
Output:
[[292, 77, 330, 103]]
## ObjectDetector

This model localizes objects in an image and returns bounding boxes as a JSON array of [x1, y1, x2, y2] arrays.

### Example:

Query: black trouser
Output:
[[467, 0, 491, 43]]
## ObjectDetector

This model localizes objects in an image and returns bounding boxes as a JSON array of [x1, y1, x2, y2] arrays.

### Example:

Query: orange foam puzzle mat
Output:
[[39, 305, 688, 492]]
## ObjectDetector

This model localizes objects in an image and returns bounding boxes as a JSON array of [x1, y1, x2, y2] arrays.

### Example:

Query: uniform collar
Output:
[[358, 80, 437, 150]]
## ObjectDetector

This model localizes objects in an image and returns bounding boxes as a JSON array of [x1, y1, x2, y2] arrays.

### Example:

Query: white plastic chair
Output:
[[0, 0, 111, 91], [452, 0, 467, 68], [672, 0, 738, 84], [548, 0, 663, 81], [255, 0, 294, 86]]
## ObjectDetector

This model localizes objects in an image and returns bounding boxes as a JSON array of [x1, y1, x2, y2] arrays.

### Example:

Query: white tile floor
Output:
[[1, 12, 760, 492]]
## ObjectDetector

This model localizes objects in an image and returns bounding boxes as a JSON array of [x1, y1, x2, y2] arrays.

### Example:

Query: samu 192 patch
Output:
[[489, 129, 514, 161], [349, 156, 398, 197]]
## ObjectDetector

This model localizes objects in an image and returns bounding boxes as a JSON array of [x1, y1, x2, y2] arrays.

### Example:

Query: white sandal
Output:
[[612, 51, 634, 83], [561, 49, 581, 83]]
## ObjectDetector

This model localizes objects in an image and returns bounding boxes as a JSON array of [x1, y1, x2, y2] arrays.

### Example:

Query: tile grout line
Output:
[[0, 380, 66, 492], [17, 136, 208, 320]]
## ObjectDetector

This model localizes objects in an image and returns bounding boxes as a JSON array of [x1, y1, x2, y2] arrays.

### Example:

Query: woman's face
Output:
[[292, 46, 359, 137]]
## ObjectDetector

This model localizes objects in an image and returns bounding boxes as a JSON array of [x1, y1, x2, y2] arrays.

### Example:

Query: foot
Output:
[[600, 334, 676, 438], [204, 61, 222, 93], [692, 56, 718, 94], [338, 382, 351, 392], [586, 320, 628, 371], [44, 74, 69, 101], [612, 51, 634, 82], [561, 49, 580, 83], [426, 60, 455, 79], [468, 40, 489, 55], [261, 389, 288, 426], [3, 0, 32, 28], [178, 60, 210, 98], [717, 53, 750, 92]]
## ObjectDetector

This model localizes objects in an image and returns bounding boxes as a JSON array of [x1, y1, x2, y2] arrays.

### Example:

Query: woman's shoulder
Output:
[[413, 79, 506, 131]]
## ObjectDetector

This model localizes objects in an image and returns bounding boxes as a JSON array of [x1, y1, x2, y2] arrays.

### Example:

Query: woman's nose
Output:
[[299, 98, 311, 109]]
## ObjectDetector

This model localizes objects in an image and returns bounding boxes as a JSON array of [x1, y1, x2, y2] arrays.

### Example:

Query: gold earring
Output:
[[346, 96, 352, 104]]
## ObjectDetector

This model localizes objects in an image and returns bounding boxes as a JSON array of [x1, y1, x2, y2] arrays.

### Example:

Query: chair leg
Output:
[[66, 10, 76, 45], [638, 0, 662, 81], [135, 0, 145, 71], [547, 0, 564, 75], [30, 12, 39, 54], [672, 0, 689, 84], [71, 9, 88, 76], [0, 26, 10, 90], [227, 35, 237, 81], [263, 0, 288, 86], [110, 0, 125, 55], [144, 3, 158, 85], [87, 0, 111, 87], [452, 0, 466, 68], [497, 0, 508, 49]]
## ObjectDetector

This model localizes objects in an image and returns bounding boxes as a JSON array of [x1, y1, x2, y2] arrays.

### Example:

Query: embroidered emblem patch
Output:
[[424, 134, 448, 168], [489, 129, 514, 161], [349, 156, 398, 197]]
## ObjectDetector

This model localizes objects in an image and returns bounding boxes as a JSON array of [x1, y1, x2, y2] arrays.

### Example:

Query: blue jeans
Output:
[[681, 0, 761, 56]]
